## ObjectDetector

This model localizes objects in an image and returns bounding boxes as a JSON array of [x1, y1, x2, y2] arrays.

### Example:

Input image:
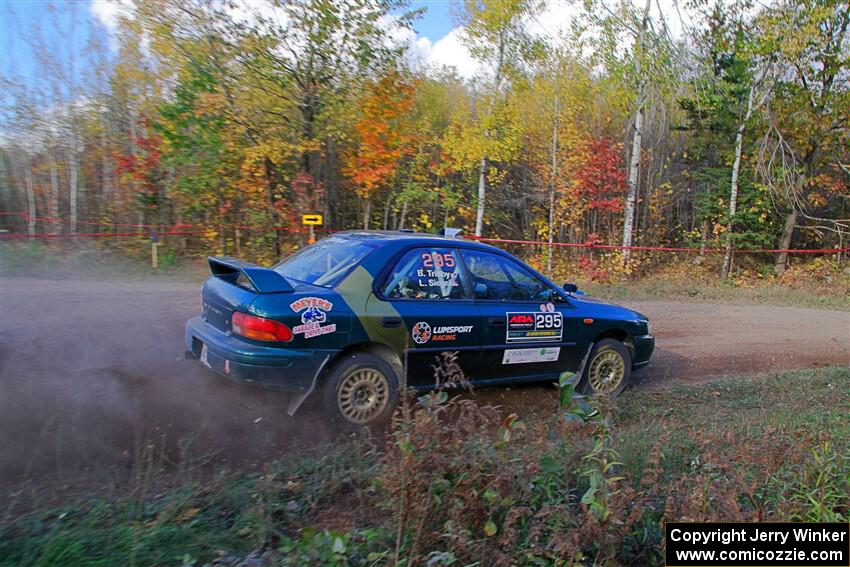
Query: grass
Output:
[[2, 367, 848, 566]]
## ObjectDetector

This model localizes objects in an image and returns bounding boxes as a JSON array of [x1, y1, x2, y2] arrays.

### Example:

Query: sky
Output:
[[0, 0, 462, 95], [1, 0, 690, 103]]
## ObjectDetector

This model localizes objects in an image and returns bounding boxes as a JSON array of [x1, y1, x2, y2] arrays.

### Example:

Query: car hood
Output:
[[570, 295, 648, 322]]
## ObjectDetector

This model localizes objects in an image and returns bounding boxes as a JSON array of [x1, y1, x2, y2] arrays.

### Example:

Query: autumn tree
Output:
[[457, 0, 544, 236], [755, 0, 850, 273], [343, 72, 416, 229], [681, 0, 777, 278]]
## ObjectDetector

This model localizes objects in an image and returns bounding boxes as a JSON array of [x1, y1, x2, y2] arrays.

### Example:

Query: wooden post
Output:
[[151, 230, 158, 269]]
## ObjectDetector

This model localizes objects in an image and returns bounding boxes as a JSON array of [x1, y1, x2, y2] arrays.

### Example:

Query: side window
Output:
[[461, 249, 557, 302], [383, 248, 469, 300]]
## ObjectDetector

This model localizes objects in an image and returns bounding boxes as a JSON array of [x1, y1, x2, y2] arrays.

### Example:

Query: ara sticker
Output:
[[506, 312, 563, 343], [290, 297, 336, 338], [502, 347, 561, 364], [411, 321, 473, 344]]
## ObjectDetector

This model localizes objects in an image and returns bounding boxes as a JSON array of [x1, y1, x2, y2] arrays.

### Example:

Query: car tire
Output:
[[321, 352, 399, 433], [578, 338, 631, 396]]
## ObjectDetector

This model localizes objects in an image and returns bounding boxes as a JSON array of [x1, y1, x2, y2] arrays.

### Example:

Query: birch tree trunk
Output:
[[49, 153, 60, 234], [24, 166, 36, 237], [475, 157, 487, 236], [473, 34, 506, 238], [397, 199, 408, 231], [382, 192, 393, 230], [721, 85, 756, 280], [547, 95, 559, 277], [68, 147, 78, 235], [622, 0, 652, 265]]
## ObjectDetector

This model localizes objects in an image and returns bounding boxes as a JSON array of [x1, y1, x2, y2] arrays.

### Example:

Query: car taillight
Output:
[[232, 312, 293, 342]]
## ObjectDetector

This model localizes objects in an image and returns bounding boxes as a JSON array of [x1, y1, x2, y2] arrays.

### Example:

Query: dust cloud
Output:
[[0, 257, 334, 500]]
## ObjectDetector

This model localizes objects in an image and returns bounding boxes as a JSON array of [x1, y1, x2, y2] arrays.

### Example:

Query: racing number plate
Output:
[[200, 343, 211, 368], [506, 312, 563, 343]]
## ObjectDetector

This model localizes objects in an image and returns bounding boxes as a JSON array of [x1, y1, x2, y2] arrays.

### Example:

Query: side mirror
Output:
[[563, 283, 578, 294]]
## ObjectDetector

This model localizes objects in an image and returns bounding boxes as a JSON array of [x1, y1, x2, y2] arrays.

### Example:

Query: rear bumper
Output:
[[631, 334, 655, 370], [184, 316, 334, 391]]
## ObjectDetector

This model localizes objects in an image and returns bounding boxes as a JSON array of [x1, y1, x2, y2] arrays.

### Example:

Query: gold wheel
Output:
[[337, 368, 390, 424], [587, 349, 626, 393]]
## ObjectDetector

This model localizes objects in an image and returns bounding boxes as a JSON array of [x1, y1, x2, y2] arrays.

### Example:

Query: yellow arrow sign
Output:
[[302, 214, 323, 226]]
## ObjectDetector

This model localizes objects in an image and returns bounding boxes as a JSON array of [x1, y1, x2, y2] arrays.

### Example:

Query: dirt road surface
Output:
[[1, 276, 847, 491]]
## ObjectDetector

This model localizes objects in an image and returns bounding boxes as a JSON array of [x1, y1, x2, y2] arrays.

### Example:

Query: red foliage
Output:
[[114, 121, 163, 210], [579, 254, 610, 282], [574, 138, 627, 213]]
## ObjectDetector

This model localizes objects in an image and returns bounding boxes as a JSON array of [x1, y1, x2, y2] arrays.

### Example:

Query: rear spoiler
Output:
[[208, 256, 294, 294]]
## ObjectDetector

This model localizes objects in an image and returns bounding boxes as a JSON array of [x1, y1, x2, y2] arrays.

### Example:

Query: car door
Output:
[[377, 246, 482, 389], [459, 248, 580, 383]]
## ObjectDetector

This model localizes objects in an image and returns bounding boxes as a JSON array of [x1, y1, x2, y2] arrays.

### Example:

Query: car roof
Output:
[[329, 230, 501, 251]]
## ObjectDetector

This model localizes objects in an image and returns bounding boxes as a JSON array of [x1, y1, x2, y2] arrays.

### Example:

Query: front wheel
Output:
[[322, 352, 399, 432], [577, 338, 631, 396]]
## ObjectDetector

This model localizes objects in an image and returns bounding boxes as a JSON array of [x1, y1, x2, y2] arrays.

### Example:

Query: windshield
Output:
[[274, 236, 378, 287]]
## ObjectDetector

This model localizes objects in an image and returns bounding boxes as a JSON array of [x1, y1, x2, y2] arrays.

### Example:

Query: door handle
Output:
[[487, 317, 505, 327], [381, 317, 402, 328]]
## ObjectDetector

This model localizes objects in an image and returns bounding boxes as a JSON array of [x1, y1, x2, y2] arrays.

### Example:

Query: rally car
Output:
[[185, 231, 654, 430]]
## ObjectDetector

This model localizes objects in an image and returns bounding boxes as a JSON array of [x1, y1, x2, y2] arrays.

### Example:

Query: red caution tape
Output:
[[465, 236, 850, 255], [1, 211, 847, 254]]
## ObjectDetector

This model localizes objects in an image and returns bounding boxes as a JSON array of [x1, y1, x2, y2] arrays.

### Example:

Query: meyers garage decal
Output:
[[506, 312, 563, 343], [290, 297, 337, 338], [412, 321, 473, 344]]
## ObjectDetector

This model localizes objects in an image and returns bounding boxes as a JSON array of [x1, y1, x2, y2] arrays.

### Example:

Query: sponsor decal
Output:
[[502, 347, 561, 364], [412, 321, 473, 344], [290, 297, 333, 312], [411, 322, 432, 344], [506, 311, 563, 343], [290, 296, 336, 338]]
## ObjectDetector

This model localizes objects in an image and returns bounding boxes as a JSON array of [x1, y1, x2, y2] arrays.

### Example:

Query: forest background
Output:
[[1, 0, 848, 283]]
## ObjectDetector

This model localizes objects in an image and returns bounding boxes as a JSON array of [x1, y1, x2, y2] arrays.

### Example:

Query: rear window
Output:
[[274, 237, 378, 287]]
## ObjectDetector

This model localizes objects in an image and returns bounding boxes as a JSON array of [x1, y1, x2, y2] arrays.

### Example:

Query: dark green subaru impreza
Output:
[[185, 231, 654, 430]]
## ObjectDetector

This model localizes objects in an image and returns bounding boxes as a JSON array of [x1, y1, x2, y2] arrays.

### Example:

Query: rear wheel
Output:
[[322, 352, 399, 432], [578, 338, 631, 396]]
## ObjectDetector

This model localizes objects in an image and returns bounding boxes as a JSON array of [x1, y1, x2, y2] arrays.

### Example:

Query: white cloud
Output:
[[90, 0, 134, 49], [89, 0, 697, 81], [424, 26, 480, 79], [226, 0, 288, 31]]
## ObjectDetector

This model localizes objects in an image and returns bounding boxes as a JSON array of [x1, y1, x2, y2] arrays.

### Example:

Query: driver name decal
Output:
[[416, 251, 459, 297], [506, 311, 563, 343], [290, 297, 336, 338]]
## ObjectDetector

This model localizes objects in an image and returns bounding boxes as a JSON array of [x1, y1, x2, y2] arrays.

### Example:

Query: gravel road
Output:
[[1, 276, 847, 490]]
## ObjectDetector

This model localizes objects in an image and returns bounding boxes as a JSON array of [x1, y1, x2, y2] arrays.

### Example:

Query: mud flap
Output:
[[574, 342, 594, 383], [286, 354, 332, 416]]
